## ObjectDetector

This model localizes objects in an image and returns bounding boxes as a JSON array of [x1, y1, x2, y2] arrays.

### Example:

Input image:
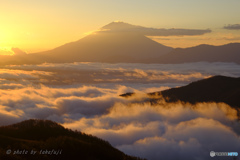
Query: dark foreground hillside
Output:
[[156, 75, 240, 108], [0, 119, 145, 160]]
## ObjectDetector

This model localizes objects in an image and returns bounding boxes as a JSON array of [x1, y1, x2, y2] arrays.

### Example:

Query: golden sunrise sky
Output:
[[1, 0, 240, 55]]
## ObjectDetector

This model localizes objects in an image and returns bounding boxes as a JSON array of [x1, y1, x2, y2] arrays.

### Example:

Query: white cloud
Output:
[[63, 100, 240, 160], [2, 62, 240, 89], [0, 62, 240, 160]]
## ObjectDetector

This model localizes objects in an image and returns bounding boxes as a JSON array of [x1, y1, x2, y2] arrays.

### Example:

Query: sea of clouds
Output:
[[1, 62, 240, 160]]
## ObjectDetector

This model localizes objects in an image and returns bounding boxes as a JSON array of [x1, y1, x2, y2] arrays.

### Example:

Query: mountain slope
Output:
[[120, 75, 240, 109], [155, 43, 240, 64], [0, 119, 145, 160]]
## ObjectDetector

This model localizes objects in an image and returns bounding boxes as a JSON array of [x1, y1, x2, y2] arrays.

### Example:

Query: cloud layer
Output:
[[64, 101, 240, 160], [0, 62, 240, 160], [2, 62, 240, 88]]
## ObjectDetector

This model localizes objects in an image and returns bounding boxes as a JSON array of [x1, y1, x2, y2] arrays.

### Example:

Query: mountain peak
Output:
[[102, 21, 141, 31], [110, 20, 128, 24]]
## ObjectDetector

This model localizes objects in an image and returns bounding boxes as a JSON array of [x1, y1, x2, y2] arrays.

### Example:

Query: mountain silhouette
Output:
[[155, 43, 240, 64], [0, 119, 145, 160], [24, 42, 240, 64], [30, 22, 173, 63]]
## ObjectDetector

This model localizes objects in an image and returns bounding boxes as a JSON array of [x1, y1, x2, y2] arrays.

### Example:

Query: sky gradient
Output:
[[1, 0, 240, 54]]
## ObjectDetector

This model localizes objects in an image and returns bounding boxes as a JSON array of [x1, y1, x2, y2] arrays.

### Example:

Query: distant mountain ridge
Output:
[[0, 22, 240, 65], [0, 119, 145, 160]]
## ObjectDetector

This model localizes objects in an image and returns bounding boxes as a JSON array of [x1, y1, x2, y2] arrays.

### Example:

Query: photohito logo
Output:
[[210, 151, 238, 157], [210, 151, 215, 157], [6, 149, 11, 154]]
